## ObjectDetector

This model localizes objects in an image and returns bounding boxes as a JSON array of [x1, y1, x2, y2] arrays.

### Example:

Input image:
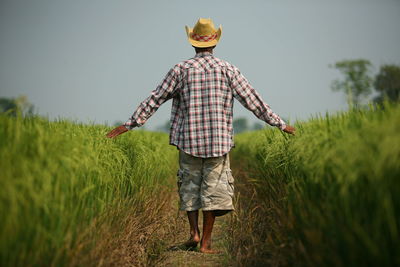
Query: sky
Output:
[[1, 0, 399, 130]]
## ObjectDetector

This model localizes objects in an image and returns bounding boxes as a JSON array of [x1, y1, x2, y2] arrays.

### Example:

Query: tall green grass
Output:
[[0, 115, 177, 266], [230, 103, 400, 266]]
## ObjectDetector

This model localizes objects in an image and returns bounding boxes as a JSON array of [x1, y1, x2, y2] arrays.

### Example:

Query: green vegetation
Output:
[[2, 101, 399, 266], [0, 115, 177, 266], [374, 64, 400, 103], [230, 103, 400, 266], [330, 59, 373, 107], [330, 60, 400, 107], [0, 95, 35, 117]]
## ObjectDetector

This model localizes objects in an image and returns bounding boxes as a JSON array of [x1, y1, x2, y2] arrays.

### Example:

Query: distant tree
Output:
[[373, 64, 400, 103], [252, 122, 264, 131], [330, 59, 373, 108], [15, 95, 34, 116], [0, 98, 17, 116], [0, 95, 34, 116], [233, 117, 249, 134], [156, 120, 171, 133]]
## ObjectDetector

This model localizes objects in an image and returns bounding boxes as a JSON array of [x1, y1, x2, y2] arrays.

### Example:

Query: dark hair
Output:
[[193, 46, 216, 53]]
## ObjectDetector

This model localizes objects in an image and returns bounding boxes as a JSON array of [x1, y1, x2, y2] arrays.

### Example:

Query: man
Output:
[[106, 18, 295, 254]]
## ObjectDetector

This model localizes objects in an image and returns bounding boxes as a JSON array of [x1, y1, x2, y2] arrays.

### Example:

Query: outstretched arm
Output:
[[230, 68, 295, 135], [106, 66, 181, 138]]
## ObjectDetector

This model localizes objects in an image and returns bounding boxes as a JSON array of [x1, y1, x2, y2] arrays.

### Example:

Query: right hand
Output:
[[283, 125, 296, 135], [106, 125, 128, 138]]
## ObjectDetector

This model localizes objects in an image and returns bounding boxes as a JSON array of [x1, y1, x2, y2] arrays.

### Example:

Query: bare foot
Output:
[[183, 234, 200, 248]]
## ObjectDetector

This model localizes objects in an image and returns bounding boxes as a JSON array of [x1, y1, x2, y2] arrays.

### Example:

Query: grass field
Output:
[[229, 102, 400, 266], [0, 115, 177, 266], [1, 103, 399, 266]]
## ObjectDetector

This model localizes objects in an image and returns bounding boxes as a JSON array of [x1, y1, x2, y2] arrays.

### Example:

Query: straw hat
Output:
[[185, 18, 222, 48]]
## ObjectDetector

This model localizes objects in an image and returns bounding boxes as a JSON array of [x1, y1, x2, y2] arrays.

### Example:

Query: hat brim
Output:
[[185, 25, 222, 48]]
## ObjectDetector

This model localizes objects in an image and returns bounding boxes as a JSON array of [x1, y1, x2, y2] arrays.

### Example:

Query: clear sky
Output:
[[1, 0, 399, 130]]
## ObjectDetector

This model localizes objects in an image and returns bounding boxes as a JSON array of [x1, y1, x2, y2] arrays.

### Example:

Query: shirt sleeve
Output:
[[229, 67, 286, 130], [124, 67, 181, 130]]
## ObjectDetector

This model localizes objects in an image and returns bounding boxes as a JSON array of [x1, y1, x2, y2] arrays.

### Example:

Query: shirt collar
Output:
[[195, 52, 213, 58]]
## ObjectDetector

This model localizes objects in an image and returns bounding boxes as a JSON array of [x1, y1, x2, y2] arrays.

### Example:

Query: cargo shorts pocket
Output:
[[177, 169, 184, 190], [226, 169, 234, 196]]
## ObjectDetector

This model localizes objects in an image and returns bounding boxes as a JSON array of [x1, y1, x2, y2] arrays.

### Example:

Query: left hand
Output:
[[283, 125, 296, 135], [106, 125, 128, 138]]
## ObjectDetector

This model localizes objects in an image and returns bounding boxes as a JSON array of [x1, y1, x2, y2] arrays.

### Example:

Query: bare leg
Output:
[[200, 210, 219, 254], [184, 210, 200, 248]]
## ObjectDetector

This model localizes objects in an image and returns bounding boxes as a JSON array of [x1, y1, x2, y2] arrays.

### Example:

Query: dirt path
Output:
[[151, 189, 231, 267]]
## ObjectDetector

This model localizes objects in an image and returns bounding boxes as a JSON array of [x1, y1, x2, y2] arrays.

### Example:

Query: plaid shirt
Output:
[[124, 52, 286, 158]]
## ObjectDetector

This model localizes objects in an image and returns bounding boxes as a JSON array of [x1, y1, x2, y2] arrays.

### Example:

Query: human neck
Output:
[[194, 47, 214, 54]]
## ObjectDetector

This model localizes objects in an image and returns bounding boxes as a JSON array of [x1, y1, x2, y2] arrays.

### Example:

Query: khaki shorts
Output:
[[177, 150, 234, 211]]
